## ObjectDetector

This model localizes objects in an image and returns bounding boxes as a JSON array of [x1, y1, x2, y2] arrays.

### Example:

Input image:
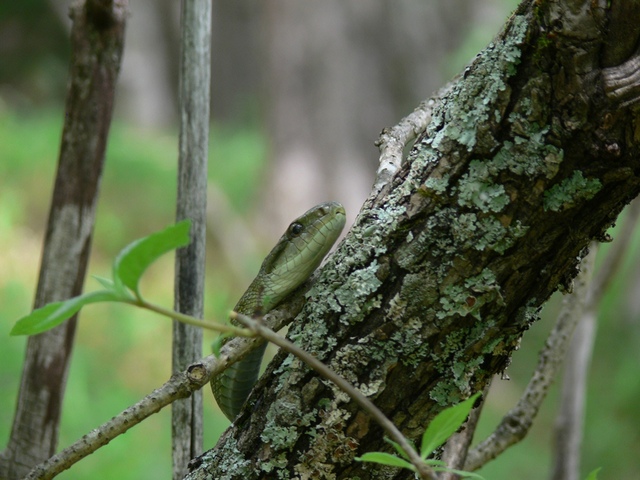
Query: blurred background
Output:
[[1, 1, 638, 479]]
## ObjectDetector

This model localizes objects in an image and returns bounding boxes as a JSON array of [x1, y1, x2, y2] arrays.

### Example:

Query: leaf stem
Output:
[[133, 299, 254, 337]]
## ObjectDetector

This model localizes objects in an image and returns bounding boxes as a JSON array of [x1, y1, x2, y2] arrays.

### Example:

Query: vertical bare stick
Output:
[[0, 2, 127, 478], [550, 308, 597, 480], [173, 0, 211, 478]]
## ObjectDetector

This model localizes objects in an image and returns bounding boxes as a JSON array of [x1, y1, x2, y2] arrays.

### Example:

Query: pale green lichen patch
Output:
[[426, 17, 527, 154], [429, 379, 468, 406], [260, 420, 299, 452], [291, 203, 406, 359], [492, 135, 563, 180], [543, 170, 602, 212], [257, 404, 322, 477], [456, 168, 510, 213], [424, 175, 450, 194], [195, 439, 251, 480], [334, 261, 383, 323], [451, 356, 485, 391], [437, 268, 504, 320], [451, 214, 529, 254]]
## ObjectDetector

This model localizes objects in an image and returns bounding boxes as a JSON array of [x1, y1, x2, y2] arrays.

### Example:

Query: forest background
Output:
[[1, 1, 638, 479]]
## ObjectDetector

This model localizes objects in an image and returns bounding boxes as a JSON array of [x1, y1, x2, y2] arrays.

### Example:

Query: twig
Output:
[[231, 311, 438, 480], [23, 324, 270, 480], [136, 298, 252, 337], [550, 306, 597, 480], [373, 99, 433, 194]]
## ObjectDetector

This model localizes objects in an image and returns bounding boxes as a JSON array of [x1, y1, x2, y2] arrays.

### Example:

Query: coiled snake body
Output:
[[211, 202, 346, 421]]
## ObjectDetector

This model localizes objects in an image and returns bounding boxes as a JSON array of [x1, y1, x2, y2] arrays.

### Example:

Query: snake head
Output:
[[255, 201, 346, 311]]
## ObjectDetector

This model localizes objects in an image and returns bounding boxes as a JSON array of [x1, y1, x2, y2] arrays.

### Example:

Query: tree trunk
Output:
[[0, 2, 127, 479], [187, 0, 640, 478]]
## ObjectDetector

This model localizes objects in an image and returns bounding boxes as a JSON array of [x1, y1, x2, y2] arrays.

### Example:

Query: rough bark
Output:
[[0, 1, 127, 479], [187, 0, 640, 478]]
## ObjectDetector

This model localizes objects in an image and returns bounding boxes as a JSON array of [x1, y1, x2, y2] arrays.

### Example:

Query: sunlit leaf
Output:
[[420, 392, 481, 458], [10, 290, 121, 336], [93, 275, 116, 290], [355, 452, 415, 471], [113, 220, 191, 296], [384, 437, 416, 461]]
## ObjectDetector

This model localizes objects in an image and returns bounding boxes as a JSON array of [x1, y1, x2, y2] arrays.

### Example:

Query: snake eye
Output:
[[289, 222, 303, 236]]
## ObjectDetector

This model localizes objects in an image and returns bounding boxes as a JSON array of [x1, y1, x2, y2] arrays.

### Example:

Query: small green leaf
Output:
[[93, 275, 116, 290], [10, 290, 120, 336], [355, 452, 415, 471], [421, 392, 481, 458], [113, 220, 191, 296], [383, 437, 416, 461], [585, 467, 601, 480]]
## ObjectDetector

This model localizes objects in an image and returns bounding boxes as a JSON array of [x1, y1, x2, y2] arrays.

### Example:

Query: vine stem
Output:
[[231, 311, 437, 480], [133, 298, 253, 337]]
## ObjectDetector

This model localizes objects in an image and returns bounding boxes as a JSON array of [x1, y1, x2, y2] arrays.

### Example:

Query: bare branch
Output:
[[550, 308, 597, 480], [373, 99, 434, 194], [0, 2, 127, 477]]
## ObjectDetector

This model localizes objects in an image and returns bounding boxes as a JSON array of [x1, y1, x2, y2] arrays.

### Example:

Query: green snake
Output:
[[211, 201, 346, 421]]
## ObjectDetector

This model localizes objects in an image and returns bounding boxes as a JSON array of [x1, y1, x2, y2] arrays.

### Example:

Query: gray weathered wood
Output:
[[172, 0, 211, 478]]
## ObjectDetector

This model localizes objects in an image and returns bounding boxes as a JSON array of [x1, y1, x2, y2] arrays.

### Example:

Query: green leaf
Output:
[[383, 437, 416, 461], [10, 290, 121, 336], [113, 220, 191, 296], [93, 275, 116, 290], [420, 392, 481, 458], [355, 452, 415, 471], [585, 468, 601, 480]]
